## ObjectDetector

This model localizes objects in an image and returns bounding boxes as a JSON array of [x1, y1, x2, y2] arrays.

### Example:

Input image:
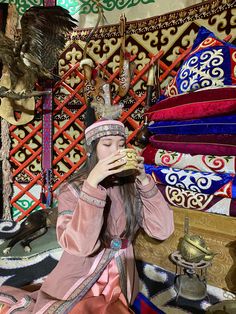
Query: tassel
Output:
[[41, 190, 47, 204]]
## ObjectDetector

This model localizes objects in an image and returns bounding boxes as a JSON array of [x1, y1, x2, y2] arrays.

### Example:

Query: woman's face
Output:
[[96, 135, 125, 160]]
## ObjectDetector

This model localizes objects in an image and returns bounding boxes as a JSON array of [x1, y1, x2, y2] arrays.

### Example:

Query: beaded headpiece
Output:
[[85, 119, 126, 146]]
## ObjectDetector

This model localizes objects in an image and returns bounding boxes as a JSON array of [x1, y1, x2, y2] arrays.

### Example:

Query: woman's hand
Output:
[[136, 155, 149, 186], [87, 151, 127, 188]]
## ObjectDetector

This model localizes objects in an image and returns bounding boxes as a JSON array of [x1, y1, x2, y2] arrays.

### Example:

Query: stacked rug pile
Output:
[[143, 26, 236, 217]]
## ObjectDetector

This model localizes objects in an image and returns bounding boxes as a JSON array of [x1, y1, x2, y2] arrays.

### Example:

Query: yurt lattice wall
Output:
[[10, 31, 163, 220], [8, 0, 236, 220]]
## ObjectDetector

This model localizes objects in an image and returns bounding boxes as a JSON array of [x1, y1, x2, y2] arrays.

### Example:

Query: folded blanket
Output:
[[155, 182, 236, 217], [148, 114, 236, 135], [142, 145, 236, 174], [145, 86, 236, 121], [149, 134, 236, 146], [149, 135, 236, 156], [145, 164, 236, 199]]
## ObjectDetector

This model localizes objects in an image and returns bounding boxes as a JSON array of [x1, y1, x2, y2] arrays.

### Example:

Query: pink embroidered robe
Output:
[[0, 175, 174, 313]]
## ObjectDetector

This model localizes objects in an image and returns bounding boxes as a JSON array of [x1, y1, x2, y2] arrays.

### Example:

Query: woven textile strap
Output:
[[42, 87, 53, 207], [41, 0, 56, 207]]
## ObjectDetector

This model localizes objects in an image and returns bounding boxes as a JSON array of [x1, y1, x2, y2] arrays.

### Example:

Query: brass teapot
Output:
[[178, 234, 215, 263]]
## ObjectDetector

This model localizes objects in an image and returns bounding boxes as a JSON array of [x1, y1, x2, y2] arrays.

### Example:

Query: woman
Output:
[[0, 119, 174, 313]]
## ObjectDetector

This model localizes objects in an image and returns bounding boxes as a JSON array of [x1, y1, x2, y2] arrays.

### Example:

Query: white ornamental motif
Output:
[[166, 186, 213, 209], [179, 49, 225, 92], [161, 167, 222, 192]]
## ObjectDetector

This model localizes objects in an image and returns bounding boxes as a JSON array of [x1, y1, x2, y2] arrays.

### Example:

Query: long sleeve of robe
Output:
[[56, 175, 174, 255]]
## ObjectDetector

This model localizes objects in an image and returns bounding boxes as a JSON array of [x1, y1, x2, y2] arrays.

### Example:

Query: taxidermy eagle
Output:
[[0, 5, 77, 99]]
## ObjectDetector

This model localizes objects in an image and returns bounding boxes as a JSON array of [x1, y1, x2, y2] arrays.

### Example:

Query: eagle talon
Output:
[[4, 89, 14, 96], [19, 90, 26, 96]]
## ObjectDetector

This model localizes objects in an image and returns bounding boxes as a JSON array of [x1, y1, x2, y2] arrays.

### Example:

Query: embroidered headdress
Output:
[[85, 119, 126, 146]]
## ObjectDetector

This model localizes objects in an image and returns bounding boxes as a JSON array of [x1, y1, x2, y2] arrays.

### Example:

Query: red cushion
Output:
[[145, 86, 236, 121]]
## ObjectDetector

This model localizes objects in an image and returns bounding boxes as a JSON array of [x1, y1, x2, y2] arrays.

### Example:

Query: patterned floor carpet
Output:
[[0, 228, 235, 313], [0, 227, 61, 287], [136, 260, 236, 314]]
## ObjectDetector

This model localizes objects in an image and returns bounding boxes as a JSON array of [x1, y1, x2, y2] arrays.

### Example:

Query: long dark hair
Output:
[[67, 138, 141, 239]]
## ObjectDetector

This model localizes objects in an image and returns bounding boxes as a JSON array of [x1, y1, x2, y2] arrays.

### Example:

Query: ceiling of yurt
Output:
[[0, 0, 205, 27]]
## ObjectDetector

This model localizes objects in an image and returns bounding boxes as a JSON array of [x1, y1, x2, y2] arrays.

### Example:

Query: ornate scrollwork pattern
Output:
[[179, 48, 225, 92], [165, 186, 213, 209]]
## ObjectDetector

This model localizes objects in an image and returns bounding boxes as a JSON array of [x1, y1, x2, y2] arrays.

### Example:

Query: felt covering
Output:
[[141, 145, 236, 174], [153, 183, 236, 217], [145, 86, 236, 121], [144, 164, 236, 199], [164, 26, 236, 97], [148, 136, 236, 157], [148, 114, 236, 136], [148, 134, 236, 146]]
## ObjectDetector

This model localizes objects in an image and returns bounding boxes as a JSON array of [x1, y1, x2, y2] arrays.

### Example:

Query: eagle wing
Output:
[[20, 6, 77, 72]]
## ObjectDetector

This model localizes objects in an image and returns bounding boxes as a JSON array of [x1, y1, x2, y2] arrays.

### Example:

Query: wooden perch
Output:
[[0, 86, 51, 99]]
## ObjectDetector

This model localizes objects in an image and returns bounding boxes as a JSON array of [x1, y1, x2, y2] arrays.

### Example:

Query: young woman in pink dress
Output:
[[0, 119, 174, 313]]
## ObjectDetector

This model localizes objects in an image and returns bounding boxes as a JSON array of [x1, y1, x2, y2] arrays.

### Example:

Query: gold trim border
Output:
[[70, 0, 236, 40]]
